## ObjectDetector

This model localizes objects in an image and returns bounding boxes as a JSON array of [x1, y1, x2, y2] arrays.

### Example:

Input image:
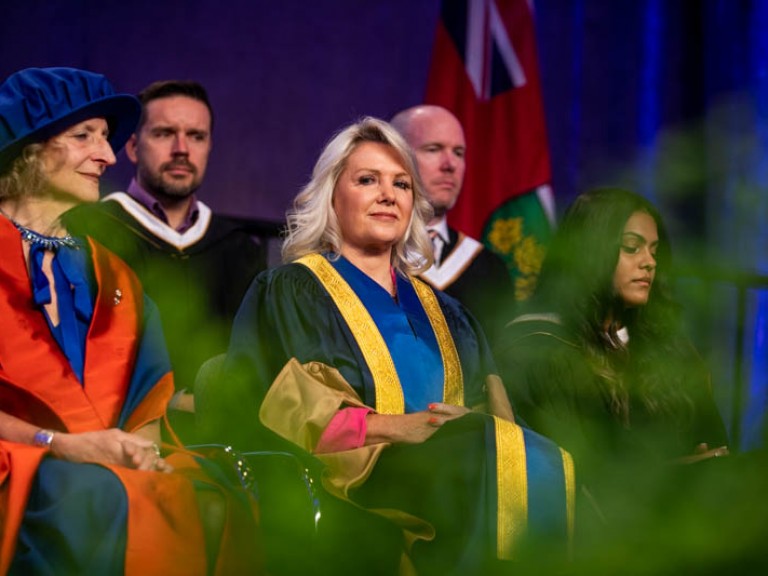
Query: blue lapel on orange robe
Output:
[[0, 218, 210, 575], [0, 216, 172, 433]]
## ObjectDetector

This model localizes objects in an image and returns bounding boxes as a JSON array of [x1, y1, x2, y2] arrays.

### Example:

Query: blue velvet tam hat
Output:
[[0, 67, 141, 173]]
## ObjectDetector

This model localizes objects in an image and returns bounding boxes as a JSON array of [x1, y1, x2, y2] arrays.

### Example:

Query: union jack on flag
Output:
[[444, 0, 528, 100]]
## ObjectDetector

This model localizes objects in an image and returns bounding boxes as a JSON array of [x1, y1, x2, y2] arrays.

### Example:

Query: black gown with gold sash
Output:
[[216, 253, 574, 575]]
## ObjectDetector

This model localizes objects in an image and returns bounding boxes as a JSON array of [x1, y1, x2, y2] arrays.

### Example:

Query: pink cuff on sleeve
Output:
[[315, 407, 373, 454]]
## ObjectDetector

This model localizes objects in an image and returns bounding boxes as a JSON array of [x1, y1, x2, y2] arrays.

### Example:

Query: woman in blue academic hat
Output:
[[0, 68, 261, 575]]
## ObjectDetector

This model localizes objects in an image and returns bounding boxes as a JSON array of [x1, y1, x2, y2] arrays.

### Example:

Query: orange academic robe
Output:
[[0, 216, 260, 575]]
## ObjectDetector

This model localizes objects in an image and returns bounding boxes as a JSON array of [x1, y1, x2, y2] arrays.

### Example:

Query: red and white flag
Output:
[[425, 0, 555, 299]]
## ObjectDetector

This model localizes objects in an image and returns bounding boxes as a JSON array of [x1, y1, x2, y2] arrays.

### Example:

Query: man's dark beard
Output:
[[140, 161, 200, 201]]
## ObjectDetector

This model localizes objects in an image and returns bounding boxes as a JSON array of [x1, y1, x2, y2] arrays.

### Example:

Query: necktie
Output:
[[428, 229, 444, 266]]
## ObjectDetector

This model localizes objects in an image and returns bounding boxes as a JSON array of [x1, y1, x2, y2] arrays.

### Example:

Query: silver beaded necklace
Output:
[[10, 219, 78, 250]]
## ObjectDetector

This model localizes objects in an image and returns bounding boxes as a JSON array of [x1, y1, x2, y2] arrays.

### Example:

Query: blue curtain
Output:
[[704, 0, 768, 449]]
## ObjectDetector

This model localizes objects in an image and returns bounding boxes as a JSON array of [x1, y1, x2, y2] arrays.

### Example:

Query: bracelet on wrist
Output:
[[33, 429, 55, 449]]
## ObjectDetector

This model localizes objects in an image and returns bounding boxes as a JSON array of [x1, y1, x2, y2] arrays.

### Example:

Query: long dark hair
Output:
[[531, 187, 698, 429]]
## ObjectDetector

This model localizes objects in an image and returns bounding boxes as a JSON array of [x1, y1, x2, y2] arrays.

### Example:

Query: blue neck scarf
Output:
[[28, 239, 94, 384]]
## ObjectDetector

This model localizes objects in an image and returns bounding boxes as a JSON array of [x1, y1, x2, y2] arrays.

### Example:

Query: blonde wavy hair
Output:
[[281, 116, 434, 275], [0, 143, 46, 201]]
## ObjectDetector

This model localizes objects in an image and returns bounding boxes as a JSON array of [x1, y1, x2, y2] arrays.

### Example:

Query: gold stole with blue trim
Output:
[[297, 253, 463, 412]]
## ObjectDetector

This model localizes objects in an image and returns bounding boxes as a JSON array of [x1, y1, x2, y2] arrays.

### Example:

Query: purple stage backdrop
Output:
[[0, 0, 441, 222]]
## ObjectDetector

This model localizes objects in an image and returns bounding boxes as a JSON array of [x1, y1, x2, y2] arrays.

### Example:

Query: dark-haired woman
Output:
[[494, 189, 731, 571], [495, 188, 727, 495]]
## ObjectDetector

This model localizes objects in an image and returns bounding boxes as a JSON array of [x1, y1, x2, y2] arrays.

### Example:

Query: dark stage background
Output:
[[2, 0, 767, 449]]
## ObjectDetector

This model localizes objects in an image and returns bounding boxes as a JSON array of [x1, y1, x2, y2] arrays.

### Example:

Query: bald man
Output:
[[392, 105, 512, 344]]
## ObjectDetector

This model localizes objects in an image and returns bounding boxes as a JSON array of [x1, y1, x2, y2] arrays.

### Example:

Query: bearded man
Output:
[[66, 81, 264, 441]]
